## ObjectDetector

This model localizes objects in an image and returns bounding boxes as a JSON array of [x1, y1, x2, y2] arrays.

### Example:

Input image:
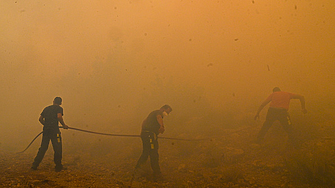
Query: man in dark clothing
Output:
[[31, 97, 69, 172], [254, 87, 307, 145], [135, 105, 172, 181]]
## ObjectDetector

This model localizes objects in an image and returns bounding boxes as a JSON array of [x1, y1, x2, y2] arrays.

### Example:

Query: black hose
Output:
[[18, 126, 207, 153], [17, 131, 43, 153], [68, 127, 207, 141], [68, 127, 141, 138]]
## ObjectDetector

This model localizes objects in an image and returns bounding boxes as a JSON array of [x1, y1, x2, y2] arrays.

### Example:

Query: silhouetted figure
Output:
[[135, 105, 172, 181], [254, 87, 307, 145], [31, 97, 69, 172]]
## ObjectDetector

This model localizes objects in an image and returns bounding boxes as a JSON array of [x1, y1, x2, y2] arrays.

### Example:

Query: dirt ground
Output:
[[1, 118, 334, 188]]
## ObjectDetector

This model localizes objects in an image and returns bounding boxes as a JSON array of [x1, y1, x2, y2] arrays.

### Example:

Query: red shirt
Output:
[[265, 91, 299, 110]]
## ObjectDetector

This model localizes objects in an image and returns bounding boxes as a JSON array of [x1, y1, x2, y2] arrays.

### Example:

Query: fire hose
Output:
[[18, 126, 207, 153]]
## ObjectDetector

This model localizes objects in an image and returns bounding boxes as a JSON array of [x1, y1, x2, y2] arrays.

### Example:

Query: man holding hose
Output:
[[135, 104, 172, 181], [31, 97, 69, 172]]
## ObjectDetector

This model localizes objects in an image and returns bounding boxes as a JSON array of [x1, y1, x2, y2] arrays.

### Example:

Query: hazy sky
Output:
[[1, 0, 334, 148]]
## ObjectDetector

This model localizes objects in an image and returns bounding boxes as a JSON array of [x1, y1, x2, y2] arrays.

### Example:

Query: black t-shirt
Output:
[[41, 105, 63, 130], [141, 110, 163, 135]]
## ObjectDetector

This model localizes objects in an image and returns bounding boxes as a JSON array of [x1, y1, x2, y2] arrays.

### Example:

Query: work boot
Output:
[[55, 165, 63, 172], [153, 173, 164, 182], [31, 163, 38, 171], [133, 167, 148, 180]]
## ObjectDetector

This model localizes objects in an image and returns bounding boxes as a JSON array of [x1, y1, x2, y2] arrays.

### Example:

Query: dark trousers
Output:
[[32, 129, 62, 168], [257, 108, 295, 143], [135, 132, 161, 175]]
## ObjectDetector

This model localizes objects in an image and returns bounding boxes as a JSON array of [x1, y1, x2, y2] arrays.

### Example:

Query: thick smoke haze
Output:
[[0, 0, 334, 152]]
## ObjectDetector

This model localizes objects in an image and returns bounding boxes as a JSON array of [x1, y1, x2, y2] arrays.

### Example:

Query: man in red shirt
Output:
[[254, 87, 307, 145]]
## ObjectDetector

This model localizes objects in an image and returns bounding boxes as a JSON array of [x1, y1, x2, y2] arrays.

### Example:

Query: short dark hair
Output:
[[54, 97, 62, 105], [273, 87, 281, 92], [161, 104, 172, 111]]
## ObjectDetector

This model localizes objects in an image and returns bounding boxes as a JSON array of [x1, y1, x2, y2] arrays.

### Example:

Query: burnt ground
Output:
[[1, 114, 335, 188]]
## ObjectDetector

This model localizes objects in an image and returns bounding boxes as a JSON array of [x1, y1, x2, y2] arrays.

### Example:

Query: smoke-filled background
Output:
[[0, 0, 334, 153]]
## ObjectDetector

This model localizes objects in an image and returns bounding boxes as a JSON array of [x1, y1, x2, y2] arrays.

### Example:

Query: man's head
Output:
[[53, 97, 62, 105], [273, 87, 281, 92], [160, 104, 172, 116]]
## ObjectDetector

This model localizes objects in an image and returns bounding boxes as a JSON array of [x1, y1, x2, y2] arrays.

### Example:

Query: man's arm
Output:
[[254, 98, 271, 120], [57, 113, 69, 129], [157, 114, 165, 134], [292, 94, 307, 114], [39, 115, 45, 125]]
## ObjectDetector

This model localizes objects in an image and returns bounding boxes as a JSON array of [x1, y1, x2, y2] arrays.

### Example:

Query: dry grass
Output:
[[284, 139, 335, 186]]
